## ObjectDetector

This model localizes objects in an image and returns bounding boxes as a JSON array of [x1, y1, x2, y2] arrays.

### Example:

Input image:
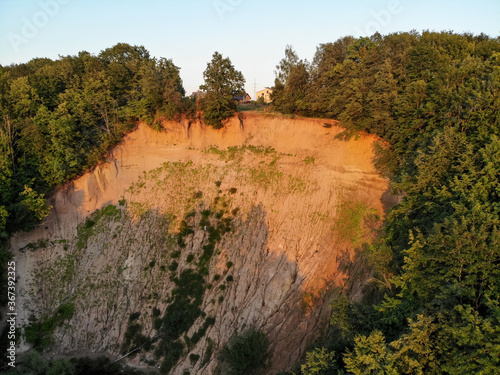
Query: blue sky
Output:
[[1, 0, 499, 97]]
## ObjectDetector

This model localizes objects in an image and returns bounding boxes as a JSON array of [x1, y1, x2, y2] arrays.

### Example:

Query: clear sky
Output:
[[1, 0, 499, 97]]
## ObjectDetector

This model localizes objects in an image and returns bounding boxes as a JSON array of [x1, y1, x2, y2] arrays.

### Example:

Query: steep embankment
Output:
[[9, 112, 395, 374]]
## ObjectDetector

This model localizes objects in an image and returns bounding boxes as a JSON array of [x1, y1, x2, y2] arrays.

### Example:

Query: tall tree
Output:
[[200, 52, 245, 129], [272, 46, 311, 115]]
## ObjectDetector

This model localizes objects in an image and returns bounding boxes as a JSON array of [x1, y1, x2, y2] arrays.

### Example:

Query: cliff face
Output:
[[9, 112, 395, 374]]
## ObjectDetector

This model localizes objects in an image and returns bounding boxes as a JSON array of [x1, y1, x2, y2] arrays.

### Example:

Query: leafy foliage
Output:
[[272, 45, 310, 115], [219, 328, 269, 375], [277, 31, 500, 374], [200, 52, 245, 128], [301, 348, 337, 375], [0, 43, 185, 235]]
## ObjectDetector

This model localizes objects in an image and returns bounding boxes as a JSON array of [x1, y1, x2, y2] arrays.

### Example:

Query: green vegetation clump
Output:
[[121, 311, 155, 355], [129, 311, 141, 321], [168, 261, 179, 272], [100, 204, 122, 218], [76, 204, 122, 250], [204, 145, 276, 162], [24, 303, 75, 351], [248, 160, 283, 187], [189, 317, 216, 346], [303, 156, 315, 165], [177, 220, 194, 248], [219, 328, 269, 375], [300, 347, 337, 375], [202, 338, 215, 367], [71, 354, 147, 374], [170, 250, 181, 259], [159, 341, 185, 374], [0, 351, 126, 375], [199, 209, 212, 228], [189, 353, 200, 364], [333, 201, 375, 246]]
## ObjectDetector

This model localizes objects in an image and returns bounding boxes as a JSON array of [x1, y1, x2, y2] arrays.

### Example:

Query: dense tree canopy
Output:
[[272, 31, 500, 374], [0, 43, 185, 235]]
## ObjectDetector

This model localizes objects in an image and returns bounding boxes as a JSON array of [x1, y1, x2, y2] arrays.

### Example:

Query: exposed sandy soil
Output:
[[9, 112, 396, 374]]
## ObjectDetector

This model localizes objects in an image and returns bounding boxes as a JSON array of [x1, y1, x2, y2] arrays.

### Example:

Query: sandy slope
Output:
[[9, 112, 396, 374]]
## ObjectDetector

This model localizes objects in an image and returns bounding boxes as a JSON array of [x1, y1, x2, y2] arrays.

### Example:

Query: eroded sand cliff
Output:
[[9, 112, 395, 374]]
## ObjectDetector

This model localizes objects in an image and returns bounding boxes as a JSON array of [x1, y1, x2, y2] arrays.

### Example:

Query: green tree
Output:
[[46, 358, 76, 375], [272, 46, 310, 115], [0, 43, 182, 235], [80, 70, 117, 134], [200, 52, 245, 128], [275, 45, 300, 84], [20, 185, 50, 220], [15, 350, 48, 375], [344, 330, 396, 375], [301, 348, 337, 375], [219, 328, 269, 375], [129, 57, 184, 124]]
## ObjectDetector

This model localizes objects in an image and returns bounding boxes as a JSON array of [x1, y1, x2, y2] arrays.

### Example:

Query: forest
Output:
[[0, 30, 499, 374], [271, 31, 500, 374], [0, 43, 188, 237]]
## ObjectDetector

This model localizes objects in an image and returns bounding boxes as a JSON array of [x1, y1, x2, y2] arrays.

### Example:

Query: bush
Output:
[[129, 312, 141, 321], [47, 358, 76, 375], [168, 261, 178, 272], [219, 328, 269, 375], [25, 303, 75, 350], [71, 355, 139, 375], [19, 350, 48, 374], [190, 353, 200, 364], [300, 348, 337, 375]]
